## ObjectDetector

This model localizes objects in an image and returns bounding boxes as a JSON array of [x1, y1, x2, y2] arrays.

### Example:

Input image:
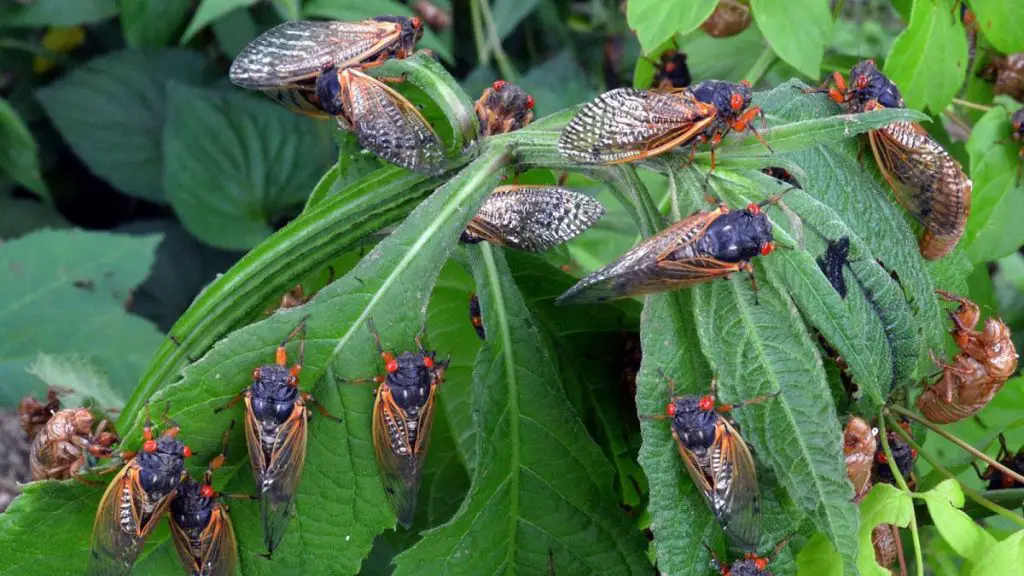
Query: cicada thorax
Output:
[[468, 293, 485, 340], [916, 291, 1018, 423], [709, 535, 790, 576], [229, 16, 424, 113], [30, 407, 117, 481], [88, 429, 190, 576], [650, 50, 691, 90], [820, 59, 971, 260], [843, 416, 876, 501], [474, 80, 535, 136], [555, 202, 775, 305], [700, 0, 752, 38], [460, 185, 606, 252], [872, 430, 916, 487]]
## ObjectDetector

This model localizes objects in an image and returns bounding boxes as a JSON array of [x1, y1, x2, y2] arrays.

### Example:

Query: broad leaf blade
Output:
[[750, 0, 831, 78], [626, 0, 718, 54], [885, 0, 969, 113], [0, 97, 47, 199], [392, 244, 650, 575]]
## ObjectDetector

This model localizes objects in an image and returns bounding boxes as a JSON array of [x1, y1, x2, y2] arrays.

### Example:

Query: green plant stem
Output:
[[469, 0, 490, 65], [951, 98, 993, 113], [743, 48, 777, 87], [886, 415, 1024, 529], [878, 410, 924, 576], [831, 0, 846, 20], [889, 405, 1024, 487], [477, 0, 517, 82]]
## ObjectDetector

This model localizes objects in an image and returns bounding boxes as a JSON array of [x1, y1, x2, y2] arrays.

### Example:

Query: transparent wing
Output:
[[373, 386, 433, 528], [87, 463, 167, 575], [467, 186, 606, 252], [341, 69, 446, 175], [229, 20, 401, 88], [557, 88, 713, 164], [253, 401, 307, 554], [710, 419, 761, 550]]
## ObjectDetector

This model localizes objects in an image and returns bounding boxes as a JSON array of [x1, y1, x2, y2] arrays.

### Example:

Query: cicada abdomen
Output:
[[229, 17, 424, 116], [872, 430, 916, 487], [88, 414, 191, 576], [871, 523, 900, 571], [555, 199, 776, 305], [461, 186, 605, 252], [316, 67, 446, 175], [474, 80, 535, 136], [916, 291, 1018, 423]]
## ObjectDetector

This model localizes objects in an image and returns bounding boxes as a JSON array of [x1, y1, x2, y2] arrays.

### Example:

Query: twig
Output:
[[889, 405, 1024, 487], [878, 410, 924, 576], [952, 98, 994, 113]]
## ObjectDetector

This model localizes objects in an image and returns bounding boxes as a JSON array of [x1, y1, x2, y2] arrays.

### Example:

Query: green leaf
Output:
[[968, 529, 1024, 576], [302, 0, 455, 64], [113, 146, 509, 574], [0, 197, 67, 240], [519, 50, 597, 119], [626, 0, 719, 54], [210, 6, 259, 58], [163, 83, 335, 250], [26, 353, 124, 410], [884, 0, 969, 113], [856, 483, 913, 576], [916, 479, 998, 562], [795, 533, 843, 576], [969, 0, 1024, 53], [0, 97, 47, 199], [963, 105, 1024, 264], [35, 49, 207, 203], [392, 244, 650, 575], [181, 0, 259, 44], [0, 229, 163, 408], [492, 0, 543, 40], [0, 0, 116, 27], [121, 0, 192, 48], [749, 0, 832, 78]]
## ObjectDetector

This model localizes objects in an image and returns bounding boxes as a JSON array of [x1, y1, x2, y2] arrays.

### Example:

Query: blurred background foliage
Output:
[[1, 0, 1023, 574]]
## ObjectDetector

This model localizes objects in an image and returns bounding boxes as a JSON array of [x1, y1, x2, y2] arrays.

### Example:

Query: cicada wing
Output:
[[340, 69, 446, 175], [261, 87, 333, 118], [671, 429, 716, 503], [710, 419, 762, 550], [467, 186, 606, 252], [230, 20, 402, 89], [555, 209, 723, 304], [245, 398, 308, 555], [868, 122, 970, 253], [372, 386, 425, 528], [88, 463, 165, 576], [557, 88, 714, 164]]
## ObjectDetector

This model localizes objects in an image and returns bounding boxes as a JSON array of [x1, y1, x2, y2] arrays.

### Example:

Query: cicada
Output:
[[1011, 108, 1024, 185], [872, 429, 916, 487], [229, 16, 424, 116], [708, 534, 792, 576], [460, 186, 605, 252], [871, 523, 902, 572], [18, 386, 65, 440], [981, 52, 1024, 100], [972, 433, 1024, 490], [468, 293, 485, 340], [474, 80, 535, 136], [647, 374, 776, 549], [916, 291, 1018, 423], [760, 167, 801, 189], [350, 319, 449, 528], [558, 79, 771, 171], [315, 66, 446, 174], [700, 0, 752, 38], [87, 408, 191, 576], [170, 424, 238, 576], [817, 236, 851, 299], [812, 59, 971, 259], [843, 416, 876, 502], [215, 316, 340, 556], [30, 405, 118, 481], [642, 44, 691, 90], [555, 197, 777, 305]]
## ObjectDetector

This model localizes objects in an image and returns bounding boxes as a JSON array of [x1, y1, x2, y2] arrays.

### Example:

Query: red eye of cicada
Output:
[[698, 395, 715, 411], [385, 357, 399, 373], [760, 242, 775, 256], [492, 80, 506, 91], [747, 202, 760, 215], [526, 95, 535, 109], [200, 485, 215, 498], [730, 93, 744, 111], [183, 446, 192, 457], [423, 356, 434, 368], [855, 75, 869, 89], [143, 440, 157, 453], [665, 402, 676, 416], [411, 17, 422, 29]]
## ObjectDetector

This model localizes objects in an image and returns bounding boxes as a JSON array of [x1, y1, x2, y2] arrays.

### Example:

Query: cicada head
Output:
[[873, 431, 915, 486], [385, 352, 436, 413], [725, 557, 773, 576], [697, 205, 774, 263], [171, 477, 215, 532], [250, 363, 301, 426], [370, 15, 424, 58], [315, 66, 345, 116], [667, 395, 718, 452], [690, 80, 751, 122], [847, 60, 904, 111], [136, 434, 189, 499]]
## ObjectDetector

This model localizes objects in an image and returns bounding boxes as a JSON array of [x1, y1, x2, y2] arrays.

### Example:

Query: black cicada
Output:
[[812, 60, 971, 259], [643, 44, 691, 90], [817, 236, 851, 299], [760, 167, 801, 189], [88, 407, 191, 576], [469, 293, 485, 340], [872, 429, 916, 487], [229, 16, 423, 116], [215, 316, 340, 556], [460, 186, 605, 252], [170, 425, 238, 576], [350, 319, 448, 528], [475, 80, 535, 136], [558, 79, 771, 172], [555, 197, 778, 305], [648, 375, 776, 549], [973, 433, 1024, 490]]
